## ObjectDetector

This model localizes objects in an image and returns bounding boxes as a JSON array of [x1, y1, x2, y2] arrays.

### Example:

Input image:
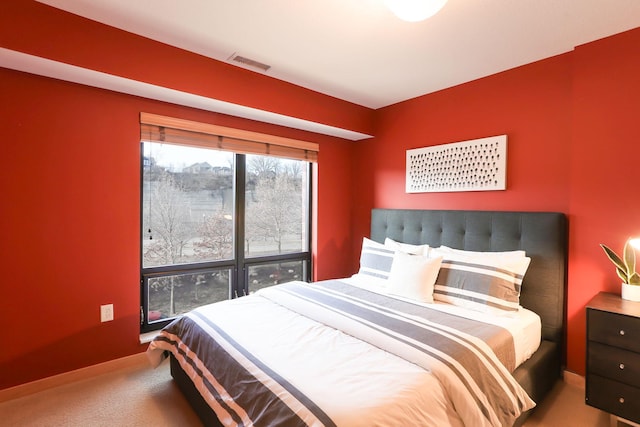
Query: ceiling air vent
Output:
[[228, 53, 271, 72]]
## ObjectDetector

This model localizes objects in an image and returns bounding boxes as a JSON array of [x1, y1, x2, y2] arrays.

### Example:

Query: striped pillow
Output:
[[431, 249, 531, 314], [358, 237, 395, 280]]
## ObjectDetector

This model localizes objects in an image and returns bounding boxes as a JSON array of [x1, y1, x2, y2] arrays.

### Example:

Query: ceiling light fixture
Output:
[[384, 0, 448, 22]]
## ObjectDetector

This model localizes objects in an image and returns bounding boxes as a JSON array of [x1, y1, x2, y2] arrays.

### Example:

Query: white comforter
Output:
[[148, 278, 539, 426]]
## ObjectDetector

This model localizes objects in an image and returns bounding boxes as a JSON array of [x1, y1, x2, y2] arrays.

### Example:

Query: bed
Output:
[[147, 209, 567, 426]]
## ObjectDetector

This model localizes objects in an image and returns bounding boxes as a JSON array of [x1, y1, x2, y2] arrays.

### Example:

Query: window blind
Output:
[[140, 112, 318, 162]]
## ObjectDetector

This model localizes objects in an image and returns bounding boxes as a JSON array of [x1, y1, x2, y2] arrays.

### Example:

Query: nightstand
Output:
[[586, 292, 640, 426]]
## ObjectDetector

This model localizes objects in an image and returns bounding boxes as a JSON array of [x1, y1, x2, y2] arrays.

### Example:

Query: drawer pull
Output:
[[620, 363, 625, 370], [619, 397, 625, 404], [620, 330, 625, 336]]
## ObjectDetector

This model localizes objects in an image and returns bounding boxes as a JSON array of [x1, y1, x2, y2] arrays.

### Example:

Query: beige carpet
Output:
[[525, 381, 611, 427], [0, 361, 202, 427], [0, 358, 612, 427]]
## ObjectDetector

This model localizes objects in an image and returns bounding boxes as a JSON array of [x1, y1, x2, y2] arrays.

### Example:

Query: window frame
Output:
[[139, 144, 313, 332]]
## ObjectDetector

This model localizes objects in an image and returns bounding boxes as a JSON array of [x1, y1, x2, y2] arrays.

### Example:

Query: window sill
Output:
[[139, 331, 160, 344]]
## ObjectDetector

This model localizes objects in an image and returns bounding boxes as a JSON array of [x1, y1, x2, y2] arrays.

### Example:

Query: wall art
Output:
[[406, 135, 507, 193]]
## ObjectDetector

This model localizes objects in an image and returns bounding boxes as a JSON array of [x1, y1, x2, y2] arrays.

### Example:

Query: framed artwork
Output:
[[406, 135, 507, 193]]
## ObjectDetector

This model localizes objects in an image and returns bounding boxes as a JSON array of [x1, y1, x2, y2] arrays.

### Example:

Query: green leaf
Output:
[[629, 272, 640, 285], [624, 239, 636, 277], [616, 267, 629, 283], [601, 244, 627, 273]]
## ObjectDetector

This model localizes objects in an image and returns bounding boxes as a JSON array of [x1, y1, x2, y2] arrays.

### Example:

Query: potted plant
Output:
[[601, 239, 640, 301]]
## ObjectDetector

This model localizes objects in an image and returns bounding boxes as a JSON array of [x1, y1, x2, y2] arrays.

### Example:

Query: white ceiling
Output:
[[35, 0, 640, 109]]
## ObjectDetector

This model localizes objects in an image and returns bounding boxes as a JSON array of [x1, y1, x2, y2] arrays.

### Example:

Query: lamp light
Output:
[[384, 0, 448, 22], [630, 237, 640, 250]]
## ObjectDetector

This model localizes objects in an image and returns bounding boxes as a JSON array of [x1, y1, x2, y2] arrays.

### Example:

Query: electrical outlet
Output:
[[100, 304, 114, 322]]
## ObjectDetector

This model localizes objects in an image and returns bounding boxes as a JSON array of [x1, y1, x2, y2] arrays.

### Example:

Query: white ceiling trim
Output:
[[0, 48, 373, 141]]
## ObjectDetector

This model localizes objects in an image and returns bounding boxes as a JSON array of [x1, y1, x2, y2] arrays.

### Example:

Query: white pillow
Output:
[[385, 237, 429, 255], [387, 251, 443, 302], [358, 237, 395, 280], [436, 245, 526, 258]]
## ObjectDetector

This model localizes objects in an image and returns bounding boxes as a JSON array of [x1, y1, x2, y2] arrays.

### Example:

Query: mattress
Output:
[[148, 278, 538, 426]]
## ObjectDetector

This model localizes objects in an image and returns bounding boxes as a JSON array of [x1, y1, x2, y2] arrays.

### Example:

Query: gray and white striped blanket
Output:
[[148, 279, 534, 426]]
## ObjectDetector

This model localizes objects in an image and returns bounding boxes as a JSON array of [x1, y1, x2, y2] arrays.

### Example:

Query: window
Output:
[[140, 114, 315, 332]]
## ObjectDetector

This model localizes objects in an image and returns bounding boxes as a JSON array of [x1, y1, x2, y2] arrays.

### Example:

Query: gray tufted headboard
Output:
[[370, 209, 568, 345]]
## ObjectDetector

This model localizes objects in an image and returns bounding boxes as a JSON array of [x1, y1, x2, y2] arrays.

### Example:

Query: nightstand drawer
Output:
[[588, 341, 640, 386], [588, 309, 640, 353], [586, 374, 640, 422]]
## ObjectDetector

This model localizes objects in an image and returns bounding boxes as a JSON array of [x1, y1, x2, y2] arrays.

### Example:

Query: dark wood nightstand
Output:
[[586, 292, 640, 426]]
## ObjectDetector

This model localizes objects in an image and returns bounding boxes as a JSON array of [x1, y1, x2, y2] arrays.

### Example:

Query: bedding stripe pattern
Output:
[[259, 280, 534, 427], [149, 311, 336, 427], [148, 279, 534, 427]]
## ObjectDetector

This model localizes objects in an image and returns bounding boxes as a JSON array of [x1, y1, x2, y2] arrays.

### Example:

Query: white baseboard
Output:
[[0, 352, 149, 403]]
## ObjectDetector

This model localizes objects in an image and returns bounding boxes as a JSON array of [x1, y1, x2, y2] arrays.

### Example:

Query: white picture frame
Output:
[[406, 135, 507, 193]]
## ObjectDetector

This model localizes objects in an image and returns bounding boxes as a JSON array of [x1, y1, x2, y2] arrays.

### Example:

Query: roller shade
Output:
[[140, 112, 318, 162]]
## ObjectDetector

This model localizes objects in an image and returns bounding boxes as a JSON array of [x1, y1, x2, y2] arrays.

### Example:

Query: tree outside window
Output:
[[141, 143, 310, 331]]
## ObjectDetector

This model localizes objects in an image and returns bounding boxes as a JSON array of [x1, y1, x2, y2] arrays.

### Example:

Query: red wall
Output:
[[566, 29, 640, 375], [3, 1, 640, 389], [0, 1, 373, 137], [353, 28, 640, 376], [0, 67, 357, 389], [314, 141, 356, 280], [0, 2, 362, 389], [351, 53, 573, 260]]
